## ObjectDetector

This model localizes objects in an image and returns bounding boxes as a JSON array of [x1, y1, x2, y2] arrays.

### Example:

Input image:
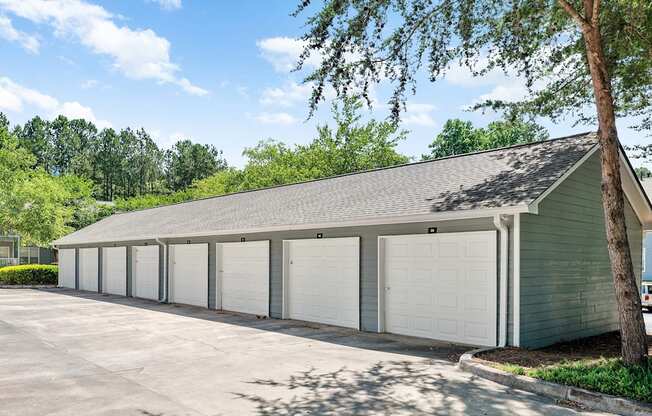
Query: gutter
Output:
[[493, 214, 509, 347], [154, 237, 168, 303]]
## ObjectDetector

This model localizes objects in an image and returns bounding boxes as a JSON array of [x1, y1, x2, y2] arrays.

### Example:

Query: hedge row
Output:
[[0, 264, 58, 285]]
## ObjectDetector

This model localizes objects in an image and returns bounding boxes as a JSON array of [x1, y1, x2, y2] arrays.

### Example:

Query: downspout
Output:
[[493, 214, 509, 347], [154, 237, 167, 303]]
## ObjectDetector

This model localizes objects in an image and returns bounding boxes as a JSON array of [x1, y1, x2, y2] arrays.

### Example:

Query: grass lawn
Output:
[[477, 331, 652, 404], [495, 357, 652, 403]]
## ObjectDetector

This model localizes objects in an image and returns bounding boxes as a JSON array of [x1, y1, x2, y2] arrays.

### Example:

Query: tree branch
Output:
[[591, 0, 600, 26], [557, 0, 590, 30]]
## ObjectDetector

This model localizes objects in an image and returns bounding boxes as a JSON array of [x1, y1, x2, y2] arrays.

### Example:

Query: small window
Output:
[[644, 284, 652, 295], [0, 246, 10, 258]]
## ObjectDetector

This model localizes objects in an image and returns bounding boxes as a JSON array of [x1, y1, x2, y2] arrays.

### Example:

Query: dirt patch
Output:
[[478, 331, 652, 368]]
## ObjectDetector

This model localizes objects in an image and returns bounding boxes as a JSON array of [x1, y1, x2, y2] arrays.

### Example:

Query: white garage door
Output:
[[133, 245, 159, 301], [284, 237, 359, 329], [218, 241, 269, 316], [381, 231, 497, 346], [102, 247, 126, 296], [78, 248, 98, 292], [170, 244, 208, 308], [58, 248, 76, 288]]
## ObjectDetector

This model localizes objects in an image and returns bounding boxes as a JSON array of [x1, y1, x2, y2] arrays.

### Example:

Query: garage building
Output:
[[54, 133, 651, 348]]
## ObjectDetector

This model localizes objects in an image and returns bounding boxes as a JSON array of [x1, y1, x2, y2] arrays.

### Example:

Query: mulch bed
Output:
[[478, 331, 652, 368]]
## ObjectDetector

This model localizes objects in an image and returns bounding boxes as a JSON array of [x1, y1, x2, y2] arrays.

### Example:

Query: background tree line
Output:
[[13, 115, 227, 200], [1, 97, 547, 246]]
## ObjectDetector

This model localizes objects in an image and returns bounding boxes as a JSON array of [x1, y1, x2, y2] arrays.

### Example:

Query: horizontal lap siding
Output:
[[165, 218, 497, 332], [520, 153, 642, 348]]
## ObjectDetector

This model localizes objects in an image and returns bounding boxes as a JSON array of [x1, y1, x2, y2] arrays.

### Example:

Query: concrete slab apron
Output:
[[0, 289, 612, 416]]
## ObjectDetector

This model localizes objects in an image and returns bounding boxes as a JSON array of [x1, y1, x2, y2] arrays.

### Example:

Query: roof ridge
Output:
[[110, 131, 597, 216]]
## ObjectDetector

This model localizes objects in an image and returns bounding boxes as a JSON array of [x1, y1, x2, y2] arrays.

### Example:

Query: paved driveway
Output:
[[0, 289, 609, 416], [645, 310, 652, 334]]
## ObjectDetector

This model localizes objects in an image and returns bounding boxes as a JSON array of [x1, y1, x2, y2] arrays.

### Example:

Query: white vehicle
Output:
[[642, 281, 652, 311]]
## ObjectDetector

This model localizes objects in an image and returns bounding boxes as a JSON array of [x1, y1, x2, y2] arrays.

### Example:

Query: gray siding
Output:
[[159, 245, 165, 301], [126, 246, 133, 297], [519, 152, 643, 348], [164, 217, 503, 333], [56, 218, 514, 339], [74, 248, 79, 290], [98, 247, 103, 293]]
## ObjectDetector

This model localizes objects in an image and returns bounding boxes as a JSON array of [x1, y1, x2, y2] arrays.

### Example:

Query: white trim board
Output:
[[54, 206, 529, 247]]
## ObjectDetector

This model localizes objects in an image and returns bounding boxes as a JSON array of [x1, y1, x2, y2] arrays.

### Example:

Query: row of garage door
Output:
[[59, 232, 498, 346]]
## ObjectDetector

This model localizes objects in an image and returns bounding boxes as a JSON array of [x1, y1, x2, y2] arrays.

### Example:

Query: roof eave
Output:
[[53, 204, 531, 247]]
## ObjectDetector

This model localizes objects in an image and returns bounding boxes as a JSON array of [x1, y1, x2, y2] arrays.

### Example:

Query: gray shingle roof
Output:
[[55, 132, 598, 246]]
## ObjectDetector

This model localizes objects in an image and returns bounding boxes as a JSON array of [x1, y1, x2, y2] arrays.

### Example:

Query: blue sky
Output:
[[0, 0, 647, 167]]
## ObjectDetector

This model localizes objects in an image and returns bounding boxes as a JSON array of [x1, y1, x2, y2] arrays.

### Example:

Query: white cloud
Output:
[[0, 15, 39, 53], [402, 103, 437, 127], [146, 0, 181, 10], [175, 78, 208, 96], [255, 112, 297, 125], [0, 0, 205, 95], [260, 81, 312, 107], [0, 76, 110, 127], [58, 101, 111, 128], [257, 37, 321, 73], [477, 83, 530, 103]]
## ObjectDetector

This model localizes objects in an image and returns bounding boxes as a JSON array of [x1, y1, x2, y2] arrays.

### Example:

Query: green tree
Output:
[[295, 0, 650, 363], [165, 140, 227, 191], [95, 128, 122, 201], [0, 122, 85, 246], [424, 119, 549, 159], [634, 167, 652, 180], [14, 116, 51, 172], [306, 97, 409, 176], [114, 98, 409, 211], [235, 98, 409, 191], [424, 120, 483, 159]]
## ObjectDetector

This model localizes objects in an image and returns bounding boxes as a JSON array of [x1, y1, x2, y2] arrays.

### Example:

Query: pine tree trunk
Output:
[[583, 25, 648, 365]]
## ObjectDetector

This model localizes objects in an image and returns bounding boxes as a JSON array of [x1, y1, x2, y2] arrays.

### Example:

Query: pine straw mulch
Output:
[[477, 331, 652, 368]]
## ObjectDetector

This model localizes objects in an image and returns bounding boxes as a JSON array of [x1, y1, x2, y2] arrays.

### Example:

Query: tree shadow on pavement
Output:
[[232, 360, 585, 416]]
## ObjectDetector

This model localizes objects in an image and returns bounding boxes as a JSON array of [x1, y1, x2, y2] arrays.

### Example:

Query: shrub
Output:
[[0, 264, 58, 285]]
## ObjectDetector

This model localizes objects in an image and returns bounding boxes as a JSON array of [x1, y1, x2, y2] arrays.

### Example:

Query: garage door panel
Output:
[[383, 231, 497, 346], [133, 246, 159, 301], [58, 249, 76, 288], [219, 241, 269, 316], [102, 247, 126, 296], [171, 244, 208, 308], [78, 248, 98, 292], [285, 237, 360, 329]]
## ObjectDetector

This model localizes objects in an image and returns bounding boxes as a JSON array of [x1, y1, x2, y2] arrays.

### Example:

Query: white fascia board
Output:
[[53, 205, 531, 247], [528, 144, 652, 228], [528, 144, 599, 214], [619, 151, 652, 229]]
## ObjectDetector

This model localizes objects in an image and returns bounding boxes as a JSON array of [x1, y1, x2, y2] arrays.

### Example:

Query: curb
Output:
[[458, 349, 652, 416], [0, 285, 57, 289]]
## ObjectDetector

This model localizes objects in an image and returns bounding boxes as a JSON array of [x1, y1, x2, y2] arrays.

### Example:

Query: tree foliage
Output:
[[113, 98, 409, 210], [165, 140, 227, 191], [0, 121, 90, 246], [423, 118, 549, 159], [12, 114, 223, 201], [294, 0, 651, 129]]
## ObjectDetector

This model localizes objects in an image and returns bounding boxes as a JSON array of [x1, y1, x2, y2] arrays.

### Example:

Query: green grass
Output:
[[496, 358, 652, 403], [0, 264, 58, 285]]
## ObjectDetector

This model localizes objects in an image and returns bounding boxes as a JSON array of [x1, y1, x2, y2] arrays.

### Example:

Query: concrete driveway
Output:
[[0, 289, 610, 416]]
